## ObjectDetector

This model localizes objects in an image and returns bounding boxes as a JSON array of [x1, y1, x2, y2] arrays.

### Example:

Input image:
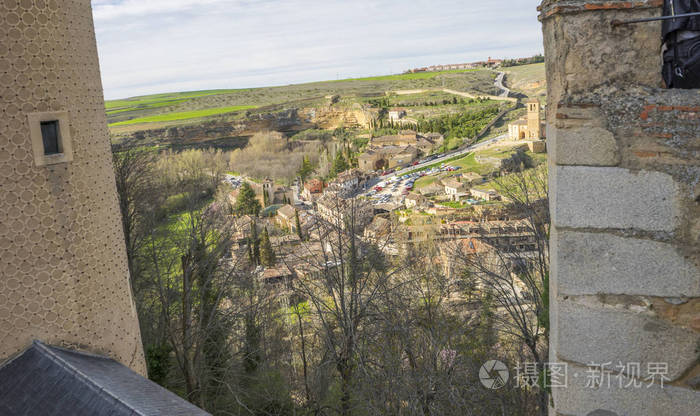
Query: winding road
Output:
[[494, 72, 511, 98]]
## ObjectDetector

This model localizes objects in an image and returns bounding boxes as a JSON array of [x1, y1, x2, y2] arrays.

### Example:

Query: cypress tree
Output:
[[249, 223, 260, 265], [294, 209, 303, 241], [259, 228, 275, 267], [235, 182, 262, 216]]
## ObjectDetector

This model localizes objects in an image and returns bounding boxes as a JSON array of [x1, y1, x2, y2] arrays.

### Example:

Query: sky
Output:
[[91, 0, 543, 100]]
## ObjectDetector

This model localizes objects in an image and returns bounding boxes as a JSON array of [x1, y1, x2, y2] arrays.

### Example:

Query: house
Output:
[[405, 192, 429, 209], [358, 150, 381, 172], [390, 146, 418, 167], [369, 131, 442, 155], [315, 195, 372, 231], [471, 188, 500, 201], [364, 216, 392, 241], [444, 179, 468, 201], [302, 178, 324, 201], [327, 169, 368, 196], [276, 204, 297, 229], [418, 182, 444, 197], [316, 195, 350, 226], [388, 108, 407, 122], [259, 265, 294, 286], [358, 145, 419, 172]]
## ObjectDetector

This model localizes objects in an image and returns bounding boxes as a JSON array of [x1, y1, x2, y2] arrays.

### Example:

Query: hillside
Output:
[[502, 63, 546, 98], [107, 69, 509, 143]]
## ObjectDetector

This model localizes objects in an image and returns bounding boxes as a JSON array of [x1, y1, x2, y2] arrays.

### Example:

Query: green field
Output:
[[109, 105, 257, 126], [106, 89, 246, 110]]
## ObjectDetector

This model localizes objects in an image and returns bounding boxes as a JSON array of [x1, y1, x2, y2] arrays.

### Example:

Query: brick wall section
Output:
[[540, 1, 699, 415]]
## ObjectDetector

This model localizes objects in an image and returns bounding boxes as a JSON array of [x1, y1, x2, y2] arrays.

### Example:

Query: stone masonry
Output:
[[540, 1, 699, 415], [0, 0, 146, 374]]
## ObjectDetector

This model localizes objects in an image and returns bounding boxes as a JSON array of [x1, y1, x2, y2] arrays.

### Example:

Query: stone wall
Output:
[[540, 0, 699, 414], [0, 0, 146, 374]]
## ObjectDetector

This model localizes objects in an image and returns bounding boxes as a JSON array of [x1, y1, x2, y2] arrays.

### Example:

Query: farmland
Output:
[[109, 105, 258, 126], [105, 68, 499, 130]]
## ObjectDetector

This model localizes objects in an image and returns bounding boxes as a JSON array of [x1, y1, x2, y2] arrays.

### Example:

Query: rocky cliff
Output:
[[112, 105, 377, 147]]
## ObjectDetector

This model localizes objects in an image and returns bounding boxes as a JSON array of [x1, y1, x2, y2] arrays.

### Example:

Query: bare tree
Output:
[[112, 144, 157, 283], [452, 164, 550, 415], [285, 196, 390, 416]]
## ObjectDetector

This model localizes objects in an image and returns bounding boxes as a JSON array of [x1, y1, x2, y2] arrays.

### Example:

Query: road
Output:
[[494, 72, 510, 98], [362, 133, 508, 206], [377, 133, 508, 181]]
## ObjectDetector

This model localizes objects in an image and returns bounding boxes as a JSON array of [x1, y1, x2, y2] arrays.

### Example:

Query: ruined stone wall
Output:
[[0, 0, 146, 374], [540, 0, 699, 414]]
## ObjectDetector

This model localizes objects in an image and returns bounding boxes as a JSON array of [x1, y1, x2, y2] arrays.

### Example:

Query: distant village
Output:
[[225, 99, 547, 286], [404, 54, 545, 74]]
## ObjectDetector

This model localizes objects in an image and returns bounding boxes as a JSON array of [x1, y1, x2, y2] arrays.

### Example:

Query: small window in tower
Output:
[[28, 111, 73, 167], [40, 120, 60, 155]]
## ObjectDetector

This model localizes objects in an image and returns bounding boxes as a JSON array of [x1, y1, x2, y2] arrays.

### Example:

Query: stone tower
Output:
[[0, 0, 146, 374], [540, 0, 699, 415], [526, 98, 541, 139]]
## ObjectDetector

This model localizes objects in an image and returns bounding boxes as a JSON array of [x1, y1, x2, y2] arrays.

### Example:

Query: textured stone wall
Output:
[[540, 0, 699, 414], [0, 0, 146, 374]]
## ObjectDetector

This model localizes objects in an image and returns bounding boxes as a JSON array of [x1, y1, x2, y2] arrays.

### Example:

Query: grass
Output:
[[502, 63, 546, 96], [105, 89, 246, 110], [414, 175, 438, 190], [406, 151, 486, 177], [110, 105, 258, 126], [438, 201, 468, 209], [106, 99, 190, 115]]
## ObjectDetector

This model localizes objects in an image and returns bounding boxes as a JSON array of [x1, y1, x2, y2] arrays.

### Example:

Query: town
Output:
[[4, 1, 697, 415], [223, 97, 547, 288]]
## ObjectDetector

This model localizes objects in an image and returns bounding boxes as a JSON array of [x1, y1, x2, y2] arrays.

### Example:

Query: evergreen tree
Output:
[[235, 182, 262, 216], [331, 151, 349, 177], [259, 228, 275, 267], [294, 209, 303, 241], [263, 189, 270, 207], [249, 223, 260, 265]]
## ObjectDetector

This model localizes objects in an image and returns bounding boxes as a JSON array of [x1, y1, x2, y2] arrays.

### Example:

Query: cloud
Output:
[[91, 0, 543, 99]]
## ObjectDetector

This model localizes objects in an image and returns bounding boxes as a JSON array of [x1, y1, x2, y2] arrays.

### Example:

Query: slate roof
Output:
[[0, 340, 210, 416]]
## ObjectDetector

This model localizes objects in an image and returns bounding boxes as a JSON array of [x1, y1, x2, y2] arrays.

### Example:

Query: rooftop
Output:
[[0, 340, 210, 416]]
